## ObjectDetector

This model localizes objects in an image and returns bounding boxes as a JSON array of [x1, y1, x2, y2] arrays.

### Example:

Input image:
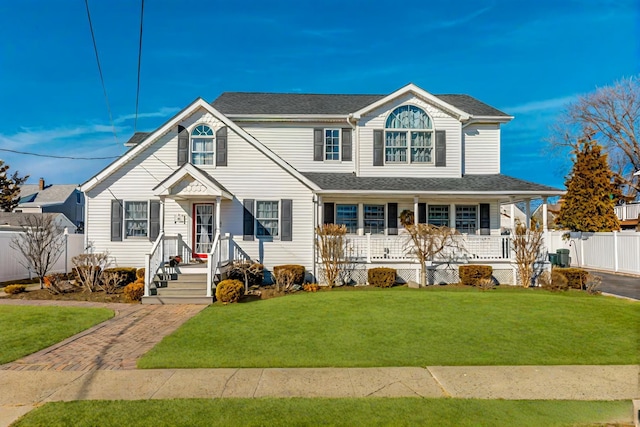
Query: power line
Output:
[[84, 0, 119, 144], [0, 148, 119, 160], [134, 0, 145, 132]]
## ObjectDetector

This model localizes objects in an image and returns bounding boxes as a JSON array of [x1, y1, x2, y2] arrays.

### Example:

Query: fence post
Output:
[[613, 231, 619, 272], [366, 233, 371, 263], [580, 234, 585, 267]]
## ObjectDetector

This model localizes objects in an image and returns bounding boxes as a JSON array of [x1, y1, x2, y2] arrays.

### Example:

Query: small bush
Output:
[[136, 268, 145, 280], [216, 279, 245, 303], [368, 267, 396, 288], [273, 265, 305, 285], [124, 279, 144, 302], [538, 270, 569, 292], [476, 277, 496, 291], [554, 268, 589, 289], [459, 265, 493, 286], [3, 284, 26, 294], [584, 272, 602, 295], [227, 262, 264, 288], [102, 268, 137, 288], [303, 283, 319, 292]]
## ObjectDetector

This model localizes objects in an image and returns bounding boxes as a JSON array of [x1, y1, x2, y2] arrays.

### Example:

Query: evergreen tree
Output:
[[556, 138, 620, 232], [0, 160, 28, 212]]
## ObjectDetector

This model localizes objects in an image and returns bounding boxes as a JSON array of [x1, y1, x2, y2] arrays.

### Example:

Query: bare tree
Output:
[[548, 75, 640, 198], [511, 221, 544, 288], [10, 214, 66, 289], [315, 224, 347, 288], [403, 223, 460, 287], [273, 268, 296, 293], [228, 260, 263, 293]]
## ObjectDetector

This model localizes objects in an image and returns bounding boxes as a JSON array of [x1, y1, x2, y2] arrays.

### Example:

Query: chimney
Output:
[[39, 178, 45, 191]]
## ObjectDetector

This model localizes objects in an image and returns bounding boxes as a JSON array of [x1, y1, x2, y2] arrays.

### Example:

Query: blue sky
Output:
[[0, 0, 637, 188]]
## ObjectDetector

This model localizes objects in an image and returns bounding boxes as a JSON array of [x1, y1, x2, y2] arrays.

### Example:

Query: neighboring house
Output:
[[0, 212, 77, 233], [80, 83, 563, 301], [531, 201, 562, 230], [15, 178, 84, 231], [500, 203, 526, 233]]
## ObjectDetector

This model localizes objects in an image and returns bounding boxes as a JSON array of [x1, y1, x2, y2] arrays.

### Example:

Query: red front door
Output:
[[192, 203, 215, 258]]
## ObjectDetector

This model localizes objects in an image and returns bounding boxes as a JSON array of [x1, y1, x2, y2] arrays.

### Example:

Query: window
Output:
[[256, 201, 279, 237], [428, 205, 449, 227], [455, 205, 477, 234], [125, 201, 148, 237], [385, 105, 433, 164], [325, 129, 340, 161], [336, 204, 357, 233], [191, 124, 214, 165], [364, 204, 385, 234]]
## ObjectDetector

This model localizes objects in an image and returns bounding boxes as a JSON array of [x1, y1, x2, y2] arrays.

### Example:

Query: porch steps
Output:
[[142, 265, 216, 305]]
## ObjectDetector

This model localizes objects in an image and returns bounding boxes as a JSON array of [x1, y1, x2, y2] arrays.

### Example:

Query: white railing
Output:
[[337, 233, 512, 263], [614, 203, 640, 221], [144, 232, 165, 297], [206, 231, 221, 298]]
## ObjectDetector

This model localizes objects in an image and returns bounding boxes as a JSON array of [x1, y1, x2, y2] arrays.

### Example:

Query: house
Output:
[[0, 212, 77, 233], [80, 83, 563, 303], [15, 178, 84, 231], [500, 203, 526, 233], [531, 201, 562, 230]]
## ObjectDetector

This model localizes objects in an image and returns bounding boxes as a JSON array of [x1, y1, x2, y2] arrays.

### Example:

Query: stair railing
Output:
[[206, 230, 221, 298], [144, 231, 165, 297]]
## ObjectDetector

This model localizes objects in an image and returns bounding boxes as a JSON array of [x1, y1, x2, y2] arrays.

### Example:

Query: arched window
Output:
[[191, 124, 214, 165], [384, 105, 433, 163]]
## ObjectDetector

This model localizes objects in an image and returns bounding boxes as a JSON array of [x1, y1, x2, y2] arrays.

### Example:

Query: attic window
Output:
[[385, 105, 433, 164], [191, 124, 214, 165]]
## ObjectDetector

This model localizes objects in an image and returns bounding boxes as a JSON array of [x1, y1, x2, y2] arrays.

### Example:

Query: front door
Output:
[[193, 203, 215, 258]]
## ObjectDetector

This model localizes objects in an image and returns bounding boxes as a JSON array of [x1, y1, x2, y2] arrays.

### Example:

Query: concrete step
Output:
[[142, 295, 213, 305], [171, 273, 208, 284], [161, 281, 207, 290], [175, 264, 208, 275], [156, 288, 208, 297]]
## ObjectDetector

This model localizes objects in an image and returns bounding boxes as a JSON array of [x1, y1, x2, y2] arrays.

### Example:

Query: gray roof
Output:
[[211, 92, 510, 117], [125, 132, 150, 145], [0, 212, 66, 227], [18, 184, 78, 206], [301, 172, 562, 194]]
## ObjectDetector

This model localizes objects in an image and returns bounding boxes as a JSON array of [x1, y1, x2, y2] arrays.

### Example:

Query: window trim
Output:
[[324, 128, 341, 162], [363, 204, 385, 235], [335, 203, 358, 234], [455, 204, 478, 235], [384, 105, 434, 165], [255, 200, 280, 238], [190, 124, 215, 166], [428, 205, 450, 227], [124, 200, 149, 239]]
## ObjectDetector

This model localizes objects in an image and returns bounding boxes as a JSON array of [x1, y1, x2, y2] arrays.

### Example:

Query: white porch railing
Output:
[[206, 231, 222, 298], [340, 234, 512, 263], [144, 232, 165, 297], [614, 203, 640, 221]]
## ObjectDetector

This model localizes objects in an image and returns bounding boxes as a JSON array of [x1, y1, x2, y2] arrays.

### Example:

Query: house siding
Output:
[[463, 124, 500, 174]]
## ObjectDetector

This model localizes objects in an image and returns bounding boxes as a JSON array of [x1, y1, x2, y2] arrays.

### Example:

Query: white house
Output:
[[80, 83, 563, 303]]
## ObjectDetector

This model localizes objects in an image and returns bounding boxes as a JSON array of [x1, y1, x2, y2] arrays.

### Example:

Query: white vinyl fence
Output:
[[0, 231, 85, 283], [546, 230, 640, 275]]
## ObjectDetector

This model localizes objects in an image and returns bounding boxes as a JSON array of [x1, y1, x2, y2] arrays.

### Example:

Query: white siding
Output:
[[358, 94, 462, 178], [463, 124, 500, 174]]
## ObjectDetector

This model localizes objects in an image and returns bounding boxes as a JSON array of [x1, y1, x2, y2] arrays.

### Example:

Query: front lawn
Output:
[[0, 305, 114, 364], [12, 398, 632, 427], [139, 287, 639, 368]]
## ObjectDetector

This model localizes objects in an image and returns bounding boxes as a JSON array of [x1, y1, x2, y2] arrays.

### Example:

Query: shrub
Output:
[[584, 272, 602, 295], [215, 279, 245, 303], [273, 265, 305, 285], [459, 265, 493, 287], [3, 284, 26, 294], [476, 277, 496, 291], [136, 268, 145, 280], [538, 270, 569, 292], [102, 267, 137, 293], [368, 267, 396, 288], [227, 262, 264, 288], [554, 268, 589, 289], [43, 273, 71, 295], [303, 283, 319, 292], [124, 279, 145, 302]]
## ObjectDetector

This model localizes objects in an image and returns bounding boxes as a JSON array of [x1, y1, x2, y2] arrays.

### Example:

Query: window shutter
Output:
[[341, 128, 352, 161], [435, 130, 446, 167], [479, 203, 490, 235], [387, 203, 398, 235], [323, 202, 335, 224], [177, 125, 189, 166], [314, 128, 323, 161], [149, 200, 160, 241], [216, 127, 227, 166], [418, 203, 427, 224], [243, 199, 254, 241], [281, 199, 292, 241], [110, 199, 123, 242], [373, 130, 384, 166]]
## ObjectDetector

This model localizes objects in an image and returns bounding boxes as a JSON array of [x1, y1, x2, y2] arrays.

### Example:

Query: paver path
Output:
[[0, 300, 206, 371]]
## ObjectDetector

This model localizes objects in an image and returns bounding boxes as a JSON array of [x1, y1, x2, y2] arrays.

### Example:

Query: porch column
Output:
[[525, 199, 531, 228], [542, 197, 548, 232], [317, 195, 323, 226], [159, 199, 165, 234], [509, 197, 515, 231], [449, 203, 456, 230], [413, 197, 419, 225], [215, 196, 221, 233], [358, 202, 364, 236]]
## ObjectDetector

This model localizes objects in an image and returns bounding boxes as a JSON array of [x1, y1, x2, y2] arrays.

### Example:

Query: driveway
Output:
[[586, 269, 640, 300]]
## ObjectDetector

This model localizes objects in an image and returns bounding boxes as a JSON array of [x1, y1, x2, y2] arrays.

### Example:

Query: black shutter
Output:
[[178, 125, 189, 166], [480, 203, 490, 235], [341, 128, 352, 161], [216, 127, 227, 166], [149, 201, 160, 241], [373, 130, 384, 166], [387, 203, 398, 235], [418, 203, 427, 224], [281, 199, 292, 241], [110, 199, 123, 242], [435, 130, 446, 167], [314, 128, 324, 161], [243, 199, 254, 241], [323, 202, 335, 224]]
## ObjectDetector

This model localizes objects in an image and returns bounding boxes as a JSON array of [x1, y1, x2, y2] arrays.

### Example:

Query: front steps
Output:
[[142, 264, 214, 305]]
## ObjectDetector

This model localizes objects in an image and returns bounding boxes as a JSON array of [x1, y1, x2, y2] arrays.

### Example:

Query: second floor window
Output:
[[325, 129, 340, 161], [385, 105, 433, 164], [191, 124, 214, 165]]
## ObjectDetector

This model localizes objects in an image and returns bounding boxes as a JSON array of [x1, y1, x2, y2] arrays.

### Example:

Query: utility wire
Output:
[[84, 0, 119, 144], [134, 0, 145, 132], [0, 148, 119, 160]]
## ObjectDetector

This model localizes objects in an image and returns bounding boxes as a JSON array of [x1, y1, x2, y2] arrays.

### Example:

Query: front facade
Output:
[[81, 84, 562, 295]]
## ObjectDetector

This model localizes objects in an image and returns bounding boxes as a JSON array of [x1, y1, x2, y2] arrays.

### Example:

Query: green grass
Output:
[[0, 305, 114, 364], [12, 398, 632, 427], [139, 287, 639, 368]]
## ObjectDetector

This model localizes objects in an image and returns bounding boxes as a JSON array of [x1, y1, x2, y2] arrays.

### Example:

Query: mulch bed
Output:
[[4, 287, 129, 303]]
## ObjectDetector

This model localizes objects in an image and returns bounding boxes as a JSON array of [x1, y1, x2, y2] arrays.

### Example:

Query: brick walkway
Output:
[[0, 300, 206, 371]]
